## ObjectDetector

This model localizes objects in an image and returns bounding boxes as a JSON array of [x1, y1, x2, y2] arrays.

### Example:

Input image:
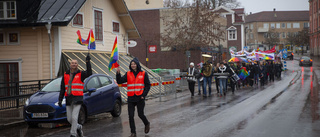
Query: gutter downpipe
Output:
[[46, 22, 53, 79]]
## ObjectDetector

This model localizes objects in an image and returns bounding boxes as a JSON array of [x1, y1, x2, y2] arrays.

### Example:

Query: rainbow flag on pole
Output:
[[238, 68, 249, 80], [108, 36, 119, 71], [76, 29, 96, 50]]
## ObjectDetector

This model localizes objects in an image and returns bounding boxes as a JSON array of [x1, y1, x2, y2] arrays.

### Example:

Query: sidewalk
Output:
[[0, 107, 24, 130]]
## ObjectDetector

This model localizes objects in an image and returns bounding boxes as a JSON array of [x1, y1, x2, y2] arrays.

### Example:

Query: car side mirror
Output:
[[88, 88, 96, 93]]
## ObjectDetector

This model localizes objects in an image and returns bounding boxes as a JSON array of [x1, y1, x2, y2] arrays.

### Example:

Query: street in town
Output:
[[0, 55, 320, 137]]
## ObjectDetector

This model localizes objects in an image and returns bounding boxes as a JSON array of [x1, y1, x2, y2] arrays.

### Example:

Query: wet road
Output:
[[1, 59, 320, 137]]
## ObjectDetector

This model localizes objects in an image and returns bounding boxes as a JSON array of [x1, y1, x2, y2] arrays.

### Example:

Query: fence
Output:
[[0, 79, 52, 110], [118, 75, 188, 103]]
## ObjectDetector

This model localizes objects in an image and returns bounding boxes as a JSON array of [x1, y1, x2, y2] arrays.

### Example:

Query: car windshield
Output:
[[41, 77, 62, 92], [301, 56, 310, 59]]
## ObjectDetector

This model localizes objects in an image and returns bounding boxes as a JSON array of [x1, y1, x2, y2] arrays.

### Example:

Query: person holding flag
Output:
[[116, 57, 151, 137], [58, 54, 92, 137]]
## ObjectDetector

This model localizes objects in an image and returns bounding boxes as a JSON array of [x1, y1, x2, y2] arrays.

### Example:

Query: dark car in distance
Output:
[[299, 56, 313, 66], [24, 74, 122, 127]]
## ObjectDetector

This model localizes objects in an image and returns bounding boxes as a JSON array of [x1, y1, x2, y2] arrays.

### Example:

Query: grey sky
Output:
[[237, 0, 309, 14]]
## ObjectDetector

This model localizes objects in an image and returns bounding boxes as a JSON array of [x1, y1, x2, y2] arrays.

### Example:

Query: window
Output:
[[276, 23, 280, 28], [72, 13, 83, 27], [263, 23, 269, 28], [264, 33, 269, 38], [0, 63, 19, 96], [86, 77, 101, 91], [282, 32, 286, 38], [293, 23, 300, 28], [287, 23, 291, 28], [270, 23, 275, 29], [98, 76, 112, 87], [250, 24, 253, 29], [0, 32, 4, 45], [281, 23, 285, 28], [0, 1, 16, 19], [112, 21, 120, 33], [303, 22, 309, 28], [250, 33, 253, 39], [94, 9, 103, 41], [228, 30, 236, 40], [7, 32, 19, 45]]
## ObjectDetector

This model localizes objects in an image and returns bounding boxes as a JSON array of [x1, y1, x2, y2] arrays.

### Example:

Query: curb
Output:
[[0, 120, 25, 130]]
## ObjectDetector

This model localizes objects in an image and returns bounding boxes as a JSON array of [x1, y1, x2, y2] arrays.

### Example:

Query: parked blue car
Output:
[[24, 74, 122, 127]]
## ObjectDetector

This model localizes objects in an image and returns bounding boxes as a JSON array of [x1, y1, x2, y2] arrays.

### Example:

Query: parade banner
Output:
[[230, 48, 275, 60]]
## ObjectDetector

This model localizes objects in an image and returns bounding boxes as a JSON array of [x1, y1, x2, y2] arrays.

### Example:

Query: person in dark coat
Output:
[[187, 62, 199, 97], [253, 61, 260, 85], [259, 61, 265, 86], [116, 58, 151, 137], [247, 62, 254, 87], [269, 61, 275, 82], [59, 54, 92, 137]]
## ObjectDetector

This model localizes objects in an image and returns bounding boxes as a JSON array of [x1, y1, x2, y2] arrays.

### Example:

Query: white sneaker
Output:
[[77, 124, 83, 137]]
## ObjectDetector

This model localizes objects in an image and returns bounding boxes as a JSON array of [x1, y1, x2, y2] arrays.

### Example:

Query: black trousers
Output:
[[215, 78, 219, 93], [229, 79, 235, 92], [188, 81, 195, 96], [128, 100, 149, 134]]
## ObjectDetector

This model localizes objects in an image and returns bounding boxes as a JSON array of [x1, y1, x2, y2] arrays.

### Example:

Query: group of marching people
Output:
[[187, 56, 284, 97]]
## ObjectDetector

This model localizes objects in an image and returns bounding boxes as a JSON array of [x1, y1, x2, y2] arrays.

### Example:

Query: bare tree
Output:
[[295, 28, 309, 55], [264, 30, 280, 50], [286, 32, 297, 51], [160, 0, 225, 53]]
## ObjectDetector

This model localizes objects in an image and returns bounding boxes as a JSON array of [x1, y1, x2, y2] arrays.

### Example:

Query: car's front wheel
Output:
[[78, 106, 87, 125], [111, 99, 121, 117]]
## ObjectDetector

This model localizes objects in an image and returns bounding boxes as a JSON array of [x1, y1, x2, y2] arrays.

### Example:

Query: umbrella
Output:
[[263, 56, 273, 60], [228, 57, 241, 62], [239, 57, 249, 63]]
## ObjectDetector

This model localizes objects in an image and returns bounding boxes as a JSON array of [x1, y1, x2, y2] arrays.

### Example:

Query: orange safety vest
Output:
[[126, 71, 145, 96], [64, 72, 84, 96]]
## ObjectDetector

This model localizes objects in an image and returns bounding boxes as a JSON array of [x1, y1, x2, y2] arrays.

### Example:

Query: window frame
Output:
[[0, 1, 17, 20], [93, 8, 103, 42], [276, 23, 280, 29], [0, 32, 5, 45], [228, 29, 237, 40], [282, 32, 286, 38], [112, 21, 120, 34], [263, 23, 269, 29], [72, 12, 84, 28], [287, 23, 291, 28], [270, 23, 275, 29], [281, 23, 286, 28], [7, 31, 20, 45], [293, 23, 300, 28]]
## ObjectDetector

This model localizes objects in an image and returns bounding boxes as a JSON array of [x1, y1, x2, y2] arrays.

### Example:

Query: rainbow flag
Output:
[[88, 29, 96, 50], [108, 36, 119, 71], [76, 29, 96, 50], [238, 68, 249, 80]]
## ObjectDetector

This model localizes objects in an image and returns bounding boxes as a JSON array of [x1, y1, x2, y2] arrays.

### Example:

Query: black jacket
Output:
[[59, 57, 92, 105], [116, 58, 151, 102]]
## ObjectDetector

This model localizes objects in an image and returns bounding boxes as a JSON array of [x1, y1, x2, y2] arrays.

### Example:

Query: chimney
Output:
[[273, 8, 277, 17]]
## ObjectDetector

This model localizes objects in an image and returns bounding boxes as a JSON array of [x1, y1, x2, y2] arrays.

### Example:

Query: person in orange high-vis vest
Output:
[[116, 57, 151, 137], [58, 54, 92, 137]]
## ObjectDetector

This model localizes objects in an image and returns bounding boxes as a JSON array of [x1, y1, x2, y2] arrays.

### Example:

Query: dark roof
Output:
[[245, 10, 309, 23], [0, 0, 86, 28]]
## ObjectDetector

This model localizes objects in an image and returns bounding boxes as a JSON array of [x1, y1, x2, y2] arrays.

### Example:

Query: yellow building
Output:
[[245, 9, 309, 52], [0, 0, 139, 83]]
